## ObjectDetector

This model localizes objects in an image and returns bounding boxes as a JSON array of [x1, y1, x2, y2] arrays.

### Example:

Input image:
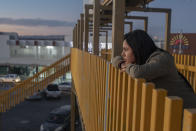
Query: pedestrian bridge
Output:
[[1, 49, 196, 131], [1, 0, 196, 131]]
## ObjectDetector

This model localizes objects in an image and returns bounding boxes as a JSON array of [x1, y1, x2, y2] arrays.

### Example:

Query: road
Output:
[[1, 93, 75, 131]]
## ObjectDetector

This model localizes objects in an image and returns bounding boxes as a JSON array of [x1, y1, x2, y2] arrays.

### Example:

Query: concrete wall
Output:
[[0, 35, 10, 58]]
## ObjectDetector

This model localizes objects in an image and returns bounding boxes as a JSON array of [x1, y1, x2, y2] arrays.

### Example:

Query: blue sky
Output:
[[0, 0, 195, 41], [128, 0, 196, 38]]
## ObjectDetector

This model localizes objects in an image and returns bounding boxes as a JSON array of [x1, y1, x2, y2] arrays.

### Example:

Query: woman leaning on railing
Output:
[[112, 29, 196, 108]]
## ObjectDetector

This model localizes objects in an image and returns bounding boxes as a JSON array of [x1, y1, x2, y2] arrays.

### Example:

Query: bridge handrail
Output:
[[173, 54, 196, 93], [101, 50, 196, 94], [0, 54, 71, 112], [71, 48, 196, 131]]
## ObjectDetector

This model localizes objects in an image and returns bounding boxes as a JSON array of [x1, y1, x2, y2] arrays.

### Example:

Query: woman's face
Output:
[[121, 40, 136, 64]]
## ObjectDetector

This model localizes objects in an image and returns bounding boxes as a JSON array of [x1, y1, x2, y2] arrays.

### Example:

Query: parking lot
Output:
[[1, 93, 81, 131]]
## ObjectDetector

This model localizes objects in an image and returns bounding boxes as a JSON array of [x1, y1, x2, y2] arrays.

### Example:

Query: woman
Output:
[[112, 29, 196, 108]]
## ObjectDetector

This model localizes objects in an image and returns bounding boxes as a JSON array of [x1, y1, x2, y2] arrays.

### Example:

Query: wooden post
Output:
[[84, 5, 89, 52], [129, 22, 133, 32], [73, 26, 75, 48], [120, 72, 128, 131], [80, 14, 84, 50], [150, 89, 167, 131], [125, 7, 171, 51], [132, 79, 145, 131], [125, 76, 134, 131], [183, 109, 196, 131], [112, 0, 125, 57], [93, 0, 100, 55], [164, 10, 171, 51], [105, 31, 108, 60], [77, 20, 80, 48], [144, 18, 148, 32], [163, 96, 183, 131], [140, 83, 155, 131], [76, 24, 78, 48]]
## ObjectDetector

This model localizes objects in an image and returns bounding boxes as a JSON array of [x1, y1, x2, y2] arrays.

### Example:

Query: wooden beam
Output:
[[164, 10, 171, 51], [125, 16, 148, 20], [77, 20, 80, 48], [126, 7, 171, 50], [88, 14, 112, 19], [106, 31, 108, 50], [89, 30, 108, 32], [84, 4, 112, 11], [112, 0, 125, 57], [80, 14, 84, 50], [126, 7, 171, 13], [93, 0, 100, 55], [75, 24, 78, 48], [89, 24, 112, 27], [73, 26, 76, 48], [129, 22, 133, 32], [89, 27, 112, 30], [84, 5, 90, 52], [144, 18, 148, 32]]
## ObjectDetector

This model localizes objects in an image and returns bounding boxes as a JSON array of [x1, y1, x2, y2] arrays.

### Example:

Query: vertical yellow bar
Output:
[[102, 60, 107, 131], [150, 89, 167, 131], [120, 72, 128, 131], [182, 109, 196, 131], [163, 96, 183, 131], [183, 55, 186, 76], [97, 58, 101, 131], [177, 54, 180, 65], [140, 83, 155, 131], [190, 55, 194, 87], [7, 89, 10, 110], [194, 56, 196, 93], [107, 64, 113, 131], [111, 68, 118, 131], [0, 94, 2, 112], [132, 78, 145, 131], [115, 70, 123, 131], [186, 55, 190, 81], [94, 57, 98, 131], [180, 54, 183, 74], [125, 76, 134, 131]]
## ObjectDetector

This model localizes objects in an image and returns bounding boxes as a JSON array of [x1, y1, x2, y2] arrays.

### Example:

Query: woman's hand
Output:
[[120, 62, 127, 72]]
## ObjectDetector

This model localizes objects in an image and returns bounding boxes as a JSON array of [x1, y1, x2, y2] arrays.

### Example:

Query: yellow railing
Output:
[[71, 48, 196, 131], [173, 54, 196, 93], [101, 49, 112, 61], [0, 54, 70, 112], [100, 50, 196, 94]]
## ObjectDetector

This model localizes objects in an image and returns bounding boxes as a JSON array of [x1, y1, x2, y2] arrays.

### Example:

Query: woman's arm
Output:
[[111, 56, 125, 69], [125, 53, 173, 81]]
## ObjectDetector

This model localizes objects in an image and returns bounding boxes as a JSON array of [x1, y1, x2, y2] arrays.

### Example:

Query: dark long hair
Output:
[[124, 30, 158, 65], [124, 30, 193, 89]]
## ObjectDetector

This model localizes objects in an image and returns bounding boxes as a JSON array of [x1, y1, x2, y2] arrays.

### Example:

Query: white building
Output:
[[0, 32, 71, 78]]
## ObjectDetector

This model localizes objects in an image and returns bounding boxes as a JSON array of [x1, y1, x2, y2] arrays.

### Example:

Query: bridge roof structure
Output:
[[102, 0, 154, 7]]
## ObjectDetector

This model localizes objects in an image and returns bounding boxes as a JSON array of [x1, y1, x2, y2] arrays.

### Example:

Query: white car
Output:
[[58, 82, 72, 92], [0, 74, 21, 82], [45, 84, 62, 99], [40, 105, 71, 131]]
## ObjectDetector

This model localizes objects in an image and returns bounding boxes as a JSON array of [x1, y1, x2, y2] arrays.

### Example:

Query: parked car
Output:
[[58, 82, 72, 92], [0, 74, 21, 82], [40, 105, 71, 131], [45, 84, 62, 99]]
